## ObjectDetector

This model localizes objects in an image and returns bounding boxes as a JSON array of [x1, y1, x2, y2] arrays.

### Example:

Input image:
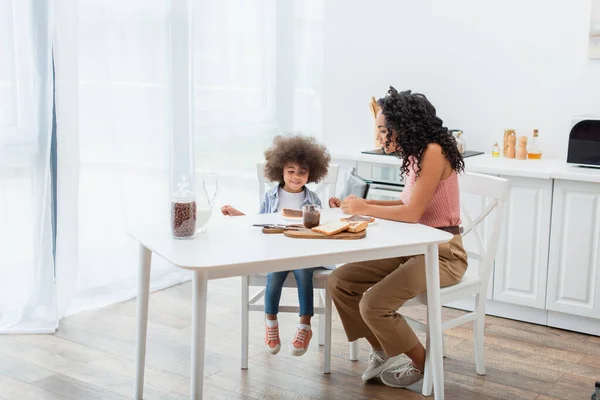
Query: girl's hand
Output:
[[328, 197, 341, 208], [343, 194, 360, 201], [341, 197, 368, 215], [221, 205, 245, 216]]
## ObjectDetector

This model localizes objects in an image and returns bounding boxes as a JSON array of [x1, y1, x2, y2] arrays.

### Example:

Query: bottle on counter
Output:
[[517, 136, 528, 160], [492, 141, 500, 158], [455, 130, 466, 154], [507, 134, 516, 159], [503, 129, 515, 157], [527, 129, 542, 159]]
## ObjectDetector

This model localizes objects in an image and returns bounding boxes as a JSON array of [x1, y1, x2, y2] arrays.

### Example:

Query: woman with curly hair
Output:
[[329, 87, 468, 388], [221, 133, 340, 357]]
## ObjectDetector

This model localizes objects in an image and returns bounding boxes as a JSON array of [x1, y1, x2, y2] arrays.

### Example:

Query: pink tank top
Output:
[[400, 161, 461, 228]]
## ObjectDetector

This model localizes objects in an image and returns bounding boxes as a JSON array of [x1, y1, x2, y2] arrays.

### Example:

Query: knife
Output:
[[253, 224, 302, 230]]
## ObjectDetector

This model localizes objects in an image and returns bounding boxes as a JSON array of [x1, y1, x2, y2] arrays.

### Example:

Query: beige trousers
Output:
[[328, 234, 468, 357]]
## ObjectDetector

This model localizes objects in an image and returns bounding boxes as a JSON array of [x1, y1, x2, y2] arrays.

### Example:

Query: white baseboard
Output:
[[547, 311, 600, 336], [446, 298, 600, 336], [445, 297, 547, 325]]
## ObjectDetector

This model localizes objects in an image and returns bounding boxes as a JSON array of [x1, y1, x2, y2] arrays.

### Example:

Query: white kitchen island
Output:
[[332, 153, 600, 336]]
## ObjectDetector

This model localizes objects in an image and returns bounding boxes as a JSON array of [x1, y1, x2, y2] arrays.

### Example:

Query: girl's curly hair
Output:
[[264, 133, 331, 184], [378, 87, 464, 178]]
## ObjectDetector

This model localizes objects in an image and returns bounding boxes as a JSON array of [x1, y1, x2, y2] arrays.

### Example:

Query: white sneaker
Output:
[[380, 362, 424, 388], [361, 352, 397, 381]]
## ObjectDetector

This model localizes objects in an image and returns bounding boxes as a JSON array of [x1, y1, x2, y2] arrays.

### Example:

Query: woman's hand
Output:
[[328, 197, 341, 208], [341, 197, 368, 215], [221, 205, 245, 216]]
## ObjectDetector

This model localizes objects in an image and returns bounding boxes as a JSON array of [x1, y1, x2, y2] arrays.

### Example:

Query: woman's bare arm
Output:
[[342, 144, 447, 223], [365, 199, 404, 206]]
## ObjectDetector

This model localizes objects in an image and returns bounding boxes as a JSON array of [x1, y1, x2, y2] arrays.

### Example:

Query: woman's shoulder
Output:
[[421, 143, 449, 165], [424, 142, 444, 155], [422, 143, 455, 178]]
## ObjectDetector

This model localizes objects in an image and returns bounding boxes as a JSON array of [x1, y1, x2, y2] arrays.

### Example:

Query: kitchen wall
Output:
[[322, 0, 600, 158]]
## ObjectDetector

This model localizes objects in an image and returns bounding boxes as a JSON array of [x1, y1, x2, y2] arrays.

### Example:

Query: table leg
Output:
[[324, 287, 332, 374], [134, 244, 152, 400], [241, 275, 249, 370], [191, 270, 208, 400], [424, 243, 444, 400]]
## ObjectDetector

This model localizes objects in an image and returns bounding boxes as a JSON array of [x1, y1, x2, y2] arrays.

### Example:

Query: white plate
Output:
[[279, 211, 303, 223]]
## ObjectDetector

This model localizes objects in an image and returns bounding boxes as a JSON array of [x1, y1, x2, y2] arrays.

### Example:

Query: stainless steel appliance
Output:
[[357, 161, 404, 201], [358, 148, 484, 201], [567, 115, 600, 169], [361, 148, 484, 158], [365, 181, 404, 201]]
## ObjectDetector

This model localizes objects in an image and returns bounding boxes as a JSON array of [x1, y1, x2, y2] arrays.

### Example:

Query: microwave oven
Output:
[[567, 114, 600, 168]]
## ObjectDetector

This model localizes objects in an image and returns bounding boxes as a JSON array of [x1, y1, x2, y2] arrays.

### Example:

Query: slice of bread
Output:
[[282, 208, 303, 218], [347, 221, 368, 233], [341, 215, 375, 224], [311, 220, 351, 236]]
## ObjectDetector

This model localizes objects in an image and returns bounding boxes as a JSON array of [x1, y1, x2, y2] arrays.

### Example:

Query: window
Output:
[[0, 0, 36, 146], [194, 0, 277, 127]]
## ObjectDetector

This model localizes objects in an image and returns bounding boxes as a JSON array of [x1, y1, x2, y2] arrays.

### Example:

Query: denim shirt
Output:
[[259, 184, 322, 214]]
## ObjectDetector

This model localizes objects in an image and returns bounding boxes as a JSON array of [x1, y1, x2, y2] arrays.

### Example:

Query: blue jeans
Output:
[[264, 268, 314, 317]]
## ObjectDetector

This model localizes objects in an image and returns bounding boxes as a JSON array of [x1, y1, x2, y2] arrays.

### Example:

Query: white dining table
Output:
[[128, 208, 453, 399]]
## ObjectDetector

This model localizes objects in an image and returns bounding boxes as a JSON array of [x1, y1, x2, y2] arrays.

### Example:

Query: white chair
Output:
[[241, 163, 359, 374], [401, 172, 508, 396]]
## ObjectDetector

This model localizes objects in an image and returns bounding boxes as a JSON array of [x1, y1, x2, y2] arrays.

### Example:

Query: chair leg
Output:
[[324, 287, 332, 374], [474, 294, 486, 375], [349, 340, 359, 361], [241, 276, 250, 370], [422, 330, 433, 396], [442, 333, 446, 358], [318, 289, 325, 346]]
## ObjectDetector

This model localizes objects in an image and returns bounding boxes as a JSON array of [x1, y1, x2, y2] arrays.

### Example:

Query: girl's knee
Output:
[[268, 271, 287, 279], [294, 268, 313, 282]]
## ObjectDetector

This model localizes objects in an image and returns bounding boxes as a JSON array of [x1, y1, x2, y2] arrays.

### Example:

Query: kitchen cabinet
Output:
[[492, 176, 552, 309], [546, 180, 600, 319]]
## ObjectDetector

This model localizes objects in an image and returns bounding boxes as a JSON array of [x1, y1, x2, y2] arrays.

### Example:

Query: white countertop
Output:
[[466, 155, 600, 183], [332, 153, 600, 184], [332, 152, 401, 166]]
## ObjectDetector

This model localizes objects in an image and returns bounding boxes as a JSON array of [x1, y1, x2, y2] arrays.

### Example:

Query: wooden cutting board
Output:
[[283, 228, 366, 240], [262, 225, 303, 234]]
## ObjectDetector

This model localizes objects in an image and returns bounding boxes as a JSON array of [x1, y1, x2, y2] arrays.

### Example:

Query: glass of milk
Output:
[[195, 173, 219, 233]]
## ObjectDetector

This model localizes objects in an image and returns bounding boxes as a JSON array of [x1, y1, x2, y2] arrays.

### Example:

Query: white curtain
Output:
[[0, 0, 322, 332], [53, 0, 187, 318], [51, 0, 324, 322], [0, 0, 55, 333]]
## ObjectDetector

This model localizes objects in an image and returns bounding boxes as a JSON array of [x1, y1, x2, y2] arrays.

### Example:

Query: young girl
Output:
[[221, 134, 340, 356], [329, 87, 468, 389]]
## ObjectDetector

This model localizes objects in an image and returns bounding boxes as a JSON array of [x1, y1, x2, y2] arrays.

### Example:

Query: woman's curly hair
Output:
[[378, 87, 464, 178], [264, 133, 331, 184]]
